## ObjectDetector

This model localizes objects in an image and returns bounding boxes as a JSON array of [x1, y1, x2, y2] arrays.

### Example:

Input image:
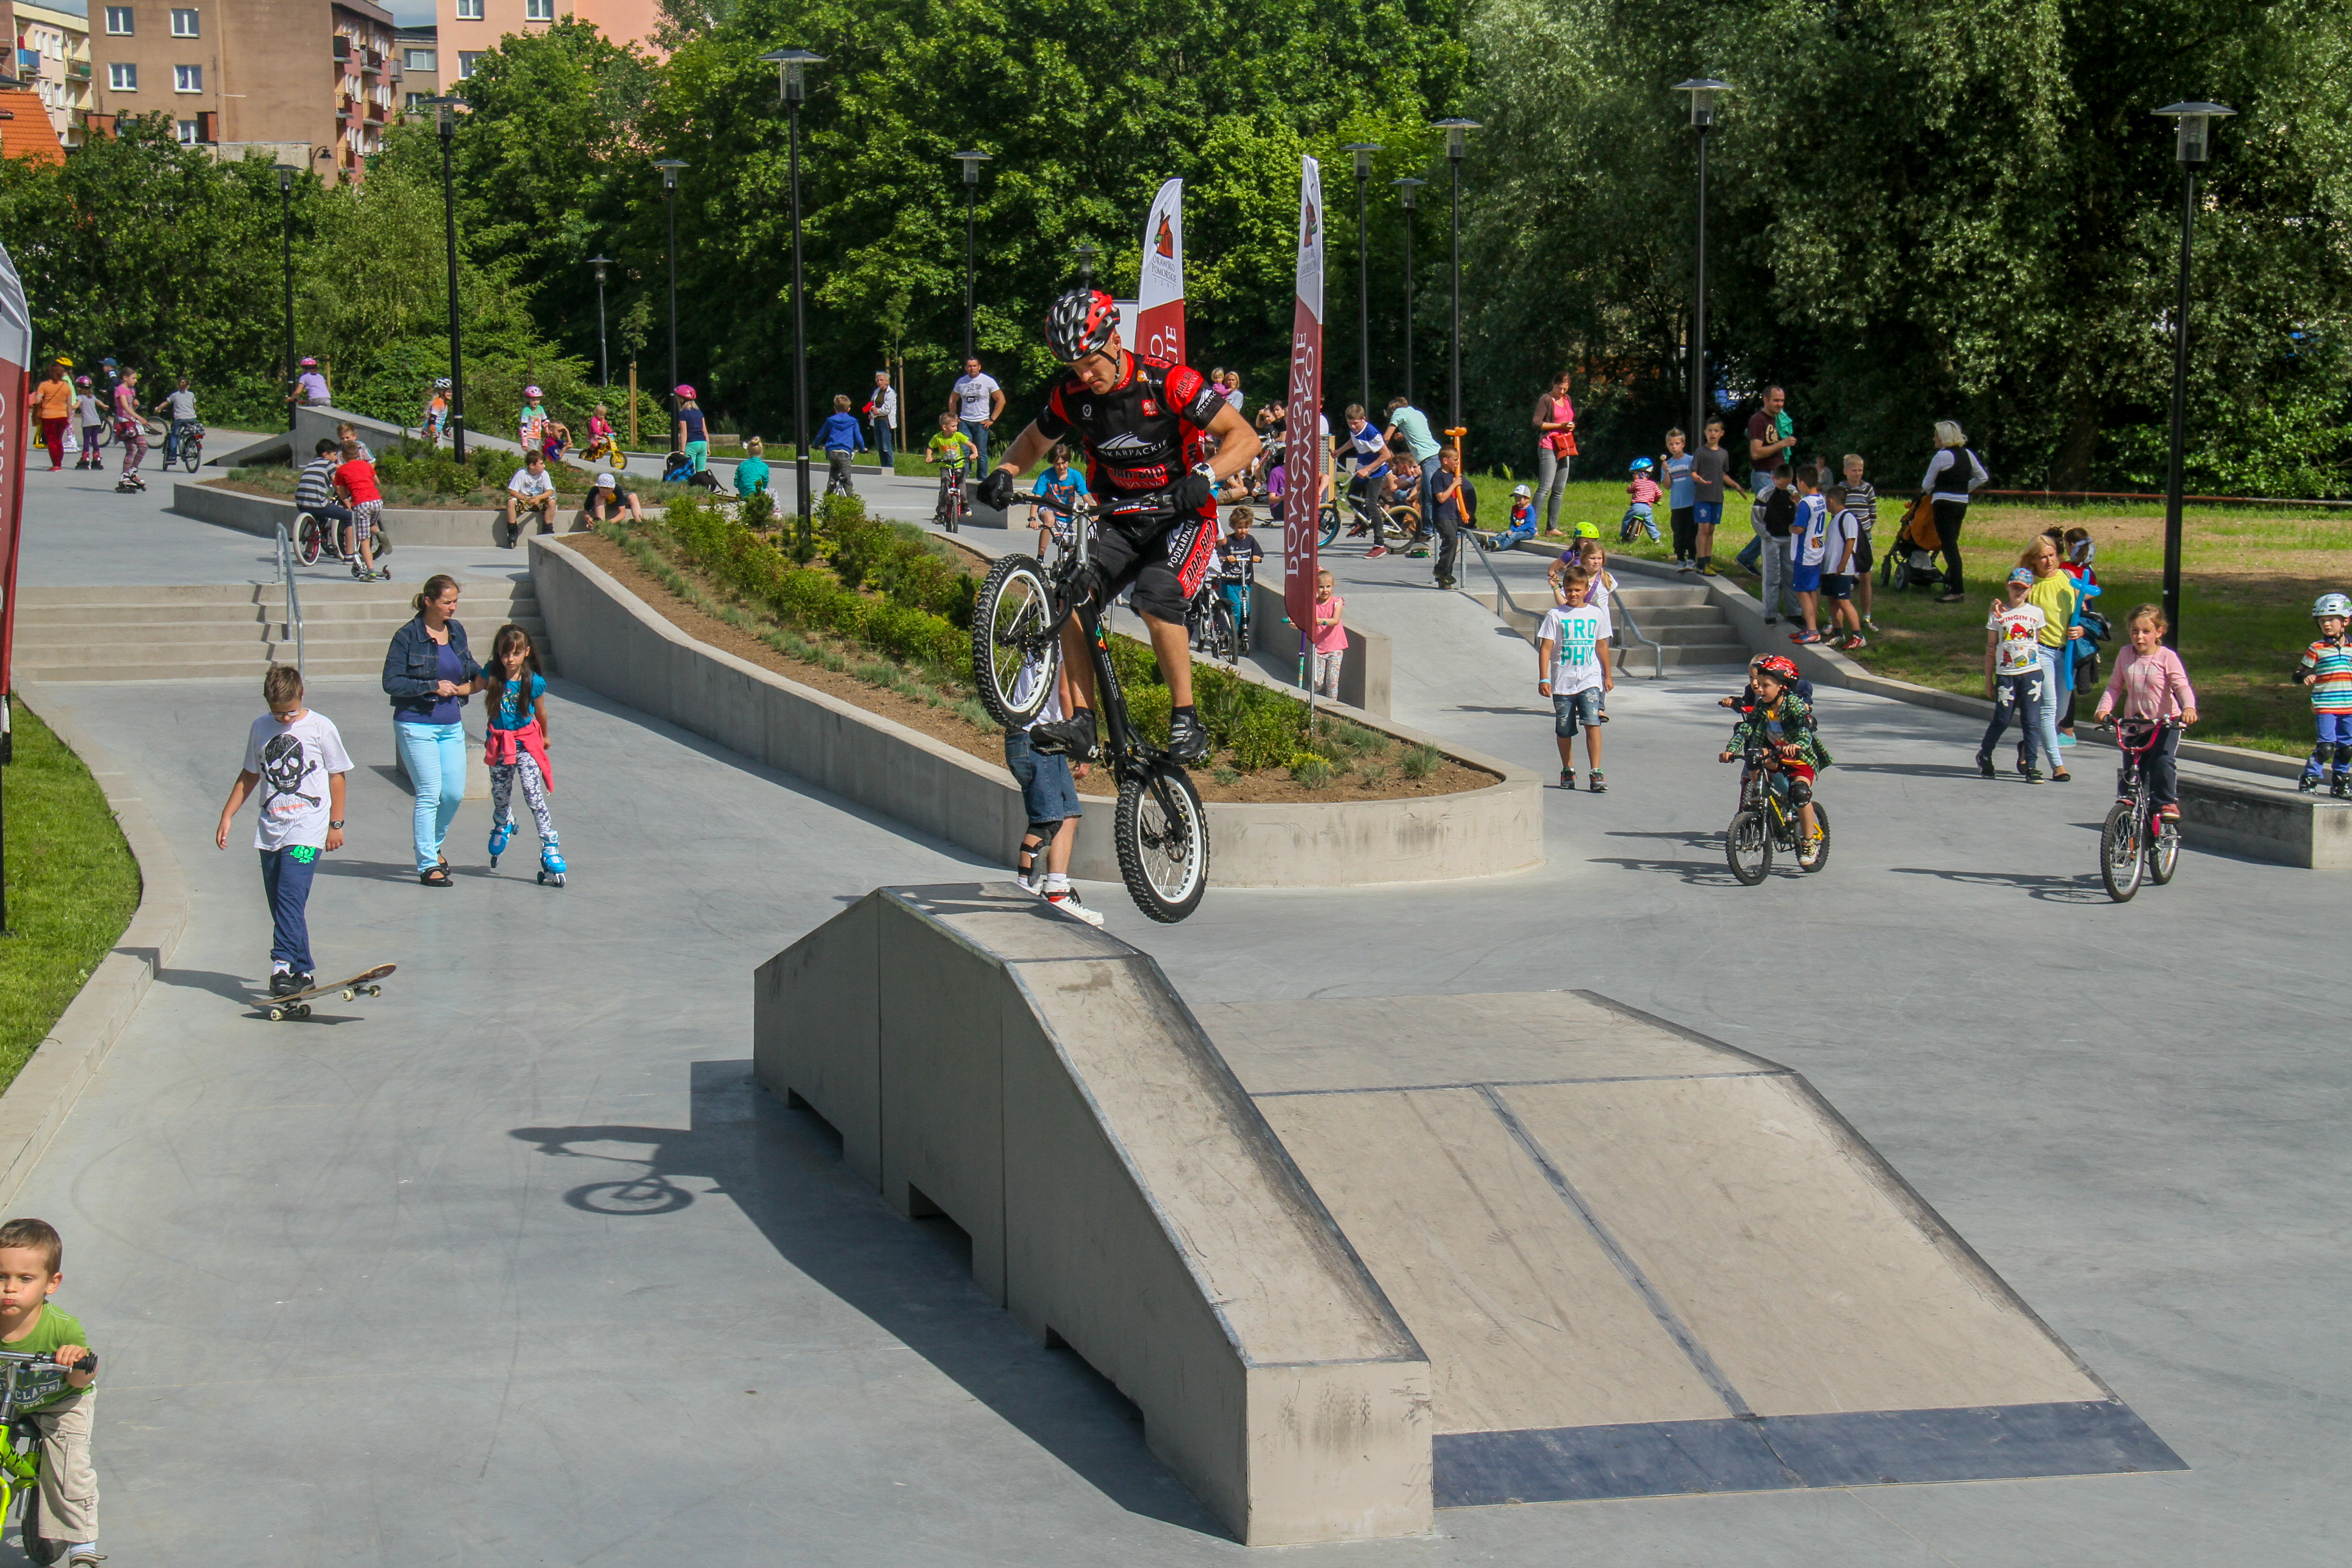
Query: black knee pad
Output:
[[1788, 776, 1814, 807], [1025, 820, 1061, 848]]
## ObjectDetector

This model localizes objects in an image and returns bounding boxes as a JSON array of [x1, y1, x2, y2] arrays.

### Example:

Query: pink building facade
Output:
[[436, 0, 656, 81]]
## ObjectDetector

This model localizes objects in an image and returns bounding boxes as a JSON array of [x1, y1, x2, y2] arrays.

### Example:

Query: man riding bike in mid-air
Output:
[[978, 289, 1263, 766]]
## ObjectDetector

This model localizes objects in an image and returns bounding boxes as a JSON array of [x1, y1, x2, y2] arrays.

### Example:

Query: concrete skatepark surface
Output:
[[1, 467, 2344, 1563]]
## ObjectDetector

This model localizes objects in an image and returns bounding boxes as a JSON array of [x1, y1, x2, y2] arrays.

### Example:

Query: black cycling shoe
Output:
[[1167, 710, 1211, 765], [1029, 709, 1099, 762]]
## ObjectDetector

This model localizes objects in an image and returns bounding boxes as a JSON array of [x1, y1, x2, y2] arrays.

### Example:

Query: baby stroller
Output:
[[1878, 495, 1945, 592]]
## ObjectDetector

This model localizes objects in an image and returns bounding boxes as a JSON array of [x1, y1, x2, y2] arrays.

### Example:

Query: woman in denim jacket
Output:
[[383, 574, 483, 886]]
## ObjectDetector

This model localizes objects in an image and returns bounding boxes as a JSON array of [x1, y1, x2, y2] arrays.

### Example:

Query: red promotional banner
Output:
[[0, 240, 30, 703], [1282, 158, 1324, 637], [1134, 178, 1185, 367]]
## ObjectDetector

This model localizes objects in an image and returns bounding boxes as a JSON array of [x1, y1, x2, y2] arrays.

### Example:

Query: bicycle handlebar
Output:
[[0, 1349, 95, 1374], [1016, 486, 1179, 525]]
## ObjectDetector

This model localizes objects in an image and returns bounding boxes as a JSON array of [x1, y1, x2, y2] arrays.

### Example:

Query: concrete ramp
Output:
[[753, 886, 1432, 1547], [1199, 992, 2184, 1506]]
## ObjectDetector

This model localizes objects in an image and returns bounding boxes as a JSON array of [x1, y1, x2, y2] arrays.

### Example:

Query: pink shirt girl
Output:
[[2101, 644, 2195, 722], [1311, 592, 1349, 653], [1544, 392, 1577, 457]]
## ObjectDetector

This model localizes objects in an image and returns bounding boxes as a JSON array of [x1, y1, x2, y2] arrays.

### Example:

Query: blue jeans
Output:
[[397, 720, 466, 873], [259, 844, 319, 971], [1417, 453, 1443, 523], [2033, 648, 2068, 768], [2307, 710, 2352, 780], [960, 419, 991, 473], [163, 418, 199, 465], [1980, 670, 2044, 770], [871, 415, 894, 465]]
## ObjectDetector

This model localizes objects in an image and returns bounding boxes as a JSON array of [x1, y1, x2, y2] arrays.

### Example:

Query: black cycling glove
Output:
[[1170, 470, 1217, 514], [977, 469, 1015, 510]]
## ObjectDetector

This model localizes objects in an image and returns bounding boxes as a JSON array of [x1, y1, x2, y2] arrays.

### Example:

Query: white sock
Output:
[[271, 960, 290, 974], [1043, 873, 1070, 894]]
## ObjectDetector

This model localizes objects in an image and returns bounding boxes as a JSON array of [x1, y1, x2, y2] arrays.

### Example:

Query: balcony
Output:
[[336, 99, 353, 120], [364, 101, 386, 122], [361, 48, 383, 74], [66, 59, 90, 79]]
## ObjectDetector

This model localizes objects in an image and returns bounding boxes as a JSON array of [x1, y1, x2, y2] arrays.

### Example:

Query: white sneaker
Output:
[[1045, 889, 1104, 926], [1014, 873, 1036, 894]]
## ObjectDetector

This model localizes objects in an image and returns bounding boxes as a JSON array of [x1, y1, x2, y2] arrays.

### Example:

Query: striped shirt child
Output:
[[2298, 636, 2352, 714]]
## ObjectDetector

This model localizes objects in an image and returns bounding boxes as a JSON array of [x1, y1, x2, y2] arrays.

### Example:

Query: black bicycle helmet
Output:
[[1045, 288, 1120, 363]]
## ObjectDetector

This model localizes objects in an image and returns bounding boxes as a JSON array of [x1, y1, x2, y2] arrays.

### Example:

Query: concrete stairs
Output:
[[1466, 580, 1748, 667], [13, 580, 550, 682]]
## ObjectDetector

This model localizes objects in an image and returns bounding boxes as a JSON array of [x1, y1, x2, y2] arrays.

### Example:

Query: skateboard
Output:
[[260, 963, 396, 1022]]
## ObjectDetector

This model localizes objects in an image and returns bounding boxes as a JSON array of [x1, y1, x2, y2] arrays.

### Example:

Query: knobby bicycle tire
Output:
[[1726, 808, 1772, 885], [2101, 802, 2145, 902], [971, 555, 1059, 728], [1116, 764, 1209, 922]]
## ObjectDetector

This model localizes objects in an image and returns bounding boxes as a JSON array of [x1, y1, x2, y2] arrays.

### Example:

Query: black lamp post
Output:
[[2153, 100, 2233, 650], [1672, 79, 1730, 442], [1073, 242, 1097, 289], [951, 150, 990, 362], [653, 158, 686, 409], [587, 254, 612, 387], [275, 163, 297, 433], [1341, 142, 1380, 410], [764, 48, 826, 553], [1392, 176, 1425, 405], [421, 96, 468, 457], [1433, 118, 1479, 436]]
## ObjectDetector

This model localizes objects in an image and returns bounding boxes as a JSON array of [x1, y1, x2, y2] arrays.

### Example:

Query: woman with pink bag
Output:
[[1531, 370, 1577, 534]]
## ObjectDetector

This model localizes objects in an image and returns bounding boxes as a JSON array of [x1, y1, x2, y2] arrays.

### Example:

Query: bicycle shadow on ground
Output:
[[1888, 866, 2115, 904], [507, 1059, 1222, 1540]]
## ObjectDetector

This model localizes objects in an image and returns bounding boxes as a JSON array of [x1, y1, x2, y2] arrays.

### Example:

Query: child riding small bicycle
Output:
[[1720, 654, 1827, 852]]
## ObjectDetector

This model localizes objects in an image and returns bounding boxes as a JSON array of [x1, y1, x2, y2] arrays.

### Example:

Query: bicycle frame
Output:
[[0, 1348, 80, 1526], [1740, 747, 1804, 846], [1020, 491, 1177, 790]]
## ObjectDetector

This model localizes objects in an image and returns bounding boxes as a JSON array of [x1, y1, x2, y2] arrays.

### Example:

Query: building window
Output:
[[457, 50, 483, 77], [108, 61, 137, 89], [176, 118, 198, 143], [170, 7, 198, 35], [455, 0, 482, 17], [173, 63, 201, 90], [405, 48, 433, 69], [104, 6, 134, 34], [524, 0, 554, 18]]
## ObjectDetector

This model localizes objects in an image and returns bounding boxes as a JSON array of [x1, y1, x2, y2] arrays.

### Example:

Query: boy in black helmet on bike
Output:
[[977, 289, 1263, 765], [1721, 654, 1827, 853]]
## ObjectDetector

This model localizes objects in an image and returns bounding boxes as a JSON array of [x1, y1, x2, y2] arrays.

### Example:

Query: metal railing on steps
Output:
[[274, 520, 304, 677], [1468, 537, 1665, 679]]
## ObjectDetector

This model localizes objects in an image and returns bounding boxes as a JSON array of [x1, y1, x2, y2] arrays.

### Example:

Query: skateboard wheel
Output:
[[340, 989, 355, 1001], [368, 985, 382, 997], [297, 1004, 313, 1019], [267, 1007, 284, 1022]]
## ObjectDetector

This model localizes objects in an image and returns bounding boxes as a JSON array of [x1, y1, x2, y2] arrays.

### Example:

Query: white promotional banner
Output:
[[1135, 178, 1185, 367], [1283, 158, 1324, 636]]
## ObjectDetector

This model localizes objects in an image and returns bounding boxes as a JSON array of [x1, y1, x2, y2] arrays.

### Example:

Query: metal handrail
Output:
[[275, 520, 304, 676], [1469, 539, 1666, 680]]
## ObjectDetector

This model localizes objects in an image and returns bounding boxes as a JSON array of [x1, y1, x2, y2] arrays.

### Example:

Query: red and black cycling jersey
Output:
[[1034, 357, 1225, 519]]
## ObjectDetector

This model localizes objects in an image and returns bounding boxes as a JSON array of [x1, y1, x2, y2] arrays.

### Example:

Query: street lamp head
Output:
[[588, 253, 612, 281], [1433, 118, 1480, 159], [1341, 140, 1382, 176], [1672, 78, 1733, 128], [1392, 175, 1426, 210], [419, 92, 462, 132], [760, 47, 825, 104], [275, 163, 296, 193], [1073, 241, 1097, 284], [951, 149, 991, 185], [2155, 100, 2234, 167], [653, 157, 687, 189]]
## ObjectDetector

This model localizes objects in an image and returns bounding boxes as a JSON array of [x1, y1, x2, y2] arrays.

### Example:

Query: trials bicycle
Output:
[[971, 488, 1209, 922], [0, 1346, 98, 1564], [2097, 718, 2183, 902], [1725, 745, 1832, 884]]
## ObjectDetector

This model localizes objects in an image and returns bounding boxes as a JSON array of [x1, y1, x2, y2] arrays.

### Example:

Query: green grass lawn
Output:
[[0, 701, 141, 1094], [1463, 478, 2350, 758]]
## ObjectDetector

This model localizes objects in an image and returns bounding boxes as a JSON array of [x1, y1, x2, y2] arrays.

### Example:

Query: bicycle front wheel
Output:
[[295, 514, 323, 566], [1117, 764, 1209, 922], [1210, 599, 1240, 665], [1796, 803, 1832, 872], [1726, 809, 1772, 885], [21, 1480, 57, 1564], [972, 555, 1059, 728], [1318, 503, 1342, 548], [2101, 802, 2145, 902], [2149, 821, 2181, 885]]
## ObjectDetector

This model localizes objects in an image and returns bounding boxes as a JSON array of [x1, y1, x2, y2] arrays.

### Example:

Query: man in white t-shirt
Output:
[[948, 358, 1004, 472], [1537, 567, 1615, 793], [215, 666, 352, 996], [504, 449, 559, 547], [1978, 567, 2050, 780]]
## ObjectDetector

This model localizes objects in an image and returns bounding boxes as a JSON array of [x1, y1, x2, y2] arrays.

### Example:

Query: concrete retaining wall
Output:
[[755, 885, 1433, 1545], [530, 535, 1541, 887], [174, 480, 520, 550]]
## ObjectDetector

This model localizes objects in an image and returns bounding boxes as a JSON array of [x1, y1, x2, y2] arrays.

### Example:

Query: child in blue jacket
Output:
[[817, 395, 866, 496]]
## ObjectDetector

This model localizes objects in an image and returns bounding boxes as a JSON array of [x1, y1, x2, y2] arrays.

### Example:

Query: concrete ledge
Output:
[[530, 534, 1542, 887], [755, 885, 1433, 1545], [1245, 574, 1393, 716], [173, 480, 528, 549], [0, 687, 192, 1209]]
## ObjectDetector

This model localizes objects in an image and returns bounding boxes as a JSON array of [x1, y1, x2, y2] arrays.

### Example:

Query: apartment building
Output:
[[436, 0, 653, 83], [83, 0, 398, 182], [10, 0, 94, 147], [393, 19, 431, 113]]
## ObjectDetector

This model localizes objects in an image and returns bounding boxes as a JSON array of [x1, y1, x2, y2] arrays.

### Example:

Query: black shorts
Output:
[[1088, 509, 1217, 625]]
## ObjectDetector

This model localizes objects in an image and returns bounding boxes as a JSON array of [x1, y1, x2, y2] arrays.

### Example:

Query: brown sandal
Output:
[[420, 867, 453, 887]]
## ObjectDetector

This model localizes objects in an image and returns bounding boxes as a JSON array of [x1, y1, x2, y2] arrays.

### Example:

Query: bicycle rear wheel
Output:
[[1796, 803, 1832, 872], [1318, 504, 1342, 548], [179, 437, 202, 473], [1210, 599, 1240, 665], [2101, 802, 2145, 902], [2148, 822, 2181, 885], [295, 514, 323, 566], [1726, 809, 1772, 885], [971, 555, 1059, 728], [1117, 763, 1209, 922]]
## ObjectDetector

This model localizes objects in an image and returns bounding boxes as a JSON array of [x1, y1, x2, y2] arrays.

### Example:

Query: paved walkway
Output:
[[3, 467, 2341, 1565]]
